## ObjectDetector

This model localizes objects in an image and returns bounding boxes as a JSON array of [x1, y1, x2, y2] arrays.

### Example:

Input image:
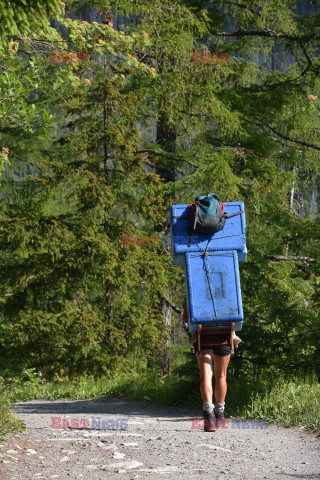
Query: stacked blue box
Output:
[[185, 251, 243, 333], [170, 202, 246, 265]]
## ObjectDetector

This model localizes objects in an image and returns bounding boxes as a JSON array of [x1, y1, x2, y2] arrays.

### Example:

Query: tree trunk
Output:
[[310, 174, 318, 219], [155, 102, 176, 374], [286, 165, 297, 255], [160, 296, 172, 375]]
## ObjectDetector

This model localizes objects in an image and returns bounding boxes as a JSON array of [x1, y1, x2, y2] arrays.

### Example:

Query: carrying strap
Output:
[[172, 209, 245, 250], [203, 252, 218, 318], [193, 202, 200, 230], [224, 210, 245, 219], [172, 210, 245, 220]]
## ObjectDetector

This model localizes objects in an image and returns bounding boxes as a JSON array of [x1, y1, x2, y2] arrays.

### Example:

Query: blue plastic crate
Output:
[[185, 250, 243, 333], [170, 202, 246, 265]]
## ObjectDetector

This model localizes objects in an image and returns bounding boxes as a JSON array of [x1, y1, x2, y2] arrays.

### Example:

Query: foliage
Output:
[[1, 0, 320, 381], [0, 4, 175, 377], [0, 379, 25, 439], [0, 0, 62, 38]]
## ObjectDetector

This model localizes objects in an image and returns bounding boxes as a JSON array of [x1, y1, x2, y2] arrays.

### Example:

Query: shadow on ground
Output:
[[13, 396, 200, 420]]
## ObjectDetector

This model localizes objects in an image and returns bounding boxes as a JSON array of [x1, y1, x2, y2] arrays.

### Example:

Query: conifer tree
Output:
[[0, 0, 62, 38], [105, 0, 320, 375], [0, 7, 173, 377]]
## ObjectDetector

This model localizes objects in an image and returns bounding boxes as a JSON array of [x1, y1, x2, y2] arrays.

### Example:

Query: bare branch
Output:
[[42, 81, 77, 109], [264, 255, 316, 263], [151, 17, 160, 39], [0, 64, 13, 72], [163, 295, 182, 315], [210, 29, 320, 42], [288, 328, 320, 337], [254, 116, 320, 151], [216, 1, 260, 15], [198, 142, 250, 153], [136, 148, 199, 168], [177, 109, 214, 118]]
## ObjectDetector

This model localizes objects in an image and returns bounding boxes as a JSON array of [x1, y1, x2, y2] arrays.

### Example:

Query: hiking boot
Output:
[[214, 409, 228, 429], [203, 410, 216, 432]]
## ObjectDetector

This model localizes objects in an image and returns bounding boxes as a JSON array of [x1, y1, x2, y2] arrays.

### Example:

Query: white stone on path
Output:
[[113, 451, 125, 459], [59, 456, 69, 462], [98, 443, 117, 449], [102, 460, 143, 470], [6, 450, 18, 454], [5, 454, 18, 460], [25, 449, 37, 454], [196, 443, 232, 453]]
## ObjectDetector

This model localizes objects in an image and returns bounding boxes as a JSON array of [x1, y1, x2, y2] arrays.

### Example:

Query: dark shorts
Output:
[[193, 343, 231, 357]]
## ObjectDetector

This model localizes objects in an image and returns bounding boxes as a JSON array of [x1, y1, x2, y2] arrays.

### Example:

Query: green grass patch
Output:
[[0, 382, 25, 440], [240, 374, 320, 431]]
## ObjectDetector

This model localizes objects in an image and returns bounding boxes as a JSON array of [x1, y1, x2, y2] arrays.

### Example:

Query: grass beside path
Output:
[[0, 383, 25, 440], [1, 367, 319, 436]]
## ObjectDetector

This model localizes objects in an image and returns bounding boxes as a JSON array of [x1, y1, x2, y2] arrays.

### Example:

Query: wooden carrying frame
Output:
[[197, 322, 235, 354]]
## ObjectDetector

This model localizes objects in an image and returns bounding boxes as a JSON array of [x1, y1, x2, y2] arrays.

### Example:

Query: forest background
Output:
[[0, 0, 320, 434]]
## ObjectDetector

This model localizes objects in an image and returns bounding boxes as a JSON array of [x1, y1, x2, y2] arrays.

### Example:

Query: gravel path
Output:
[[0, 397, 319, 480]]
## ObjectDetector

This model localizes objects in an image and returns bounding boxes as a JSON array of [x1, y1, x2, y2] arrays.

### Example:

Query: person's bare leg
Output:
[[197, 350, 216, 430], [213, 353, 231, 422], [213, 353, 230, 402], [197, 349, 214, 402]]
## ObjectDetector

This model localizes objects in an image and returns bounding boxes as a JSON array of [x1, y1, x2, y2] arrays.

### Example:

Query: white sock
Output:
[[203, 402, 214, 413]]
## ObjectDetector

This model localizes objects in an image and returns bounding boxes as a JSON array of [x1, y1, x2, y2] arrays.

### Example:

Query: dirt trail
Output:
[[0, 397, 319, 480]]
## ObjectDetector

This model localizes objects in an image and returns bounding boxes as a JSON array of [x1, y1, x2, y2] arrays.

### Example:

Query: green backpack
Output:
[[189, 193, 244, 235]]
